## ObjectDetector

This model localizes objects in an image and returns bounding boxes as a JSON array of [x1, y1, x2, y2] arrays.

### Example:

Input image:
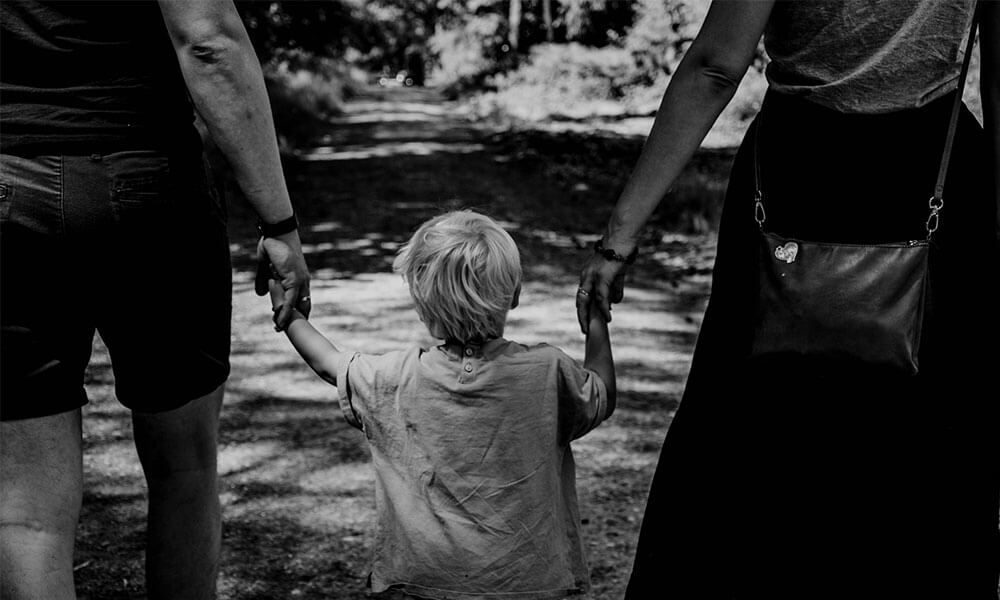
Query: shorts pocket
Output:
[[0, 182, 11, 221], [109, 155, 174, 227], [110, 180, 178, 259]]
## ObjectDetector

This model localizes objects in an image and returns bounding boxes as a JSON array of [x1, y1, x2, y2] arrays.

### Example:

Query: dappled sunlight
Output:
[[298, 463, 373, 496], [75, 81, 721, 599], [331, 111, 446, 124], [309, 220, 346, 233], [219, 442, 284, 476], [333, 100, 452, 118], [300, 141, 486, 161], [84, 440, 143, 481]]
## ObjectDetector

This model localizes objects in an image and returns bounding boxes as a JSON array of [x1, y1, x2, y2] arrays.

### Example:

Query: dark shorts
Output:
[[0, 150, 232, 420]]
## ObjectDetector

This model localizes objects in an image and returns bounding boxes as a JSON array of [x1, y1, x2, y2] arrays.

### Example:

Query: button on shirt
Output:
[[334, 338, 609, 600]]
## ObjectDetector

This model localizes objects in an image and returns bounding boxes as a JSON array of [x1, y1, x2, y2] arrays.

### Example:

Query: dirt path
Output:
[[76, 86, 716, 599]]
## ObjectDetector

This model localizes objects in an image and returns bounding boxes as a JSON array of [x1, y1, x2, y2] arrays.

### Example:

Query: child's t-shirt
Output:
[[333, 337, 609, 600]]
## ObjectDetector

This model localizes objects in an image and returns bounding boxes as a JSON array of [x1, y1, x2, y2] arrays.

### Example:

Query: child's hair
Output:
[[393, 210, 522, 342]]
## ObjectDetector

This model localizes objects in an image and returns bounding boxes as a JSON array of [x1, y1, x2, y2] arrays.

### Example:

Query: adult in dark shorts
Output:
[[0, 1, 310, 598]]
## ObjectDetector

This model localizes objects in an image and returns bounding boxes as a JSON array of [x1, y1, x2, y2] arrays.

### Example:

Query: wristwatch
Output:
[[594, 237, 638, 265], [257, 213, 298, 238]]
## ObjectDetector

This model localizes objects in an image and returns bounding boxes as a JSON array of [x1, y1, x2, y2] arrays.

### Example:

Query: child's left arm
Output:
[[269, 281, 345, 386]]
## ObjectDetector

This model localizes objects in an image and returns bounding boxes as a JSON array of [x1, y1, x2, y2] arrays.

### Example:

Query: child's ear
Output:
[[510, 285, 521, 309]]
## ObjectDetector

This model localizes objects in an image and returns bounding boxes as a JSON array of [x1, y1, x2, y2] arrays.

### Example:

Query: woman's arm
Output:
[[605, 0, 774, 253], [577, 0, 774, 332], [980, 1, 1000, 236]]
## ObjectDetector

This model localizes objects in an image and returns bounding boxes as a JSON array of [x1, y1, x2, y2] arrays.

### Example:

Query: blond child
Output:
[[270, 210, 616, 599]]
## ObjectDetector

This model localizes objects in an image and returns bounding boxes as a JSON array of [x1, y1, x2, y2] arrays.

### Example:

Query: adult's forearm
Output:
[[158, 0, 293, 224], [601, 0, 774, 255], [179, 40, 292, 223], [604, 64, 740, 252]]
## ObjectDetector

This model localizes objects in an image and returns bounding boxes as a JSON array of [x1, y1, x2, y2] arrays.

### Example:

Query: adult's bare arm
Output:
[[577, 0, 774, 333], [981, 1, 999, 238], [157, 0, 310, 329]]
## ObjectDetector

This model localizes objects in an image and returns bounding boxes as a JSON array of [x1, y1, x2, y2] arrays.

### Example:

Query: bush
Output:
[[474, 43, 635, 121], [428, 12, 508, 96], [625, 0, 709, 81], [262, 51, 364, 151]]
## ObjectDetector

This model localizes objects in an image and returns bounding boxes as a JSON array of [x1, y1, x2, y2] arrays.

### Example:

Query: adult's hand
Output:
[[256, 231, 310, 330], [576, 254, 627, 335]]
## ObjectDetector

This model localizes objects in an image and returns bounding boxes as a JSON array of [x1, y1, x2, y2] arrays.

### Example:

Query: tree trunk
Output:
[[508, 0, 521, 52], [542, 0, 553, 42]]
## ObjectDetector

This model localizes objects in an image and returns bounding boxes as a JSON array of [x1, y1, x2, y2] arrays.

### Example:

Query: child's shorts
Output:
[[0, 149, 232, 420]]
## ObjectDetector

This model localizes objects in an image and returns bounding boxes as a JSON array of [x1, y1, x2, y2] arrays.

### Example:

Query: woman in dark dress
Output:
[[576, 1, 999, 597]]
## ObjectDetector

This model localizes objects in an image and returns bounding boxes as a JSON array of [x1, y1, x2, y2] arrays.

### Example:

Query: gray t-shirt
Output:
[[334, 338, 609, 599], [764, 0, 978, 114]]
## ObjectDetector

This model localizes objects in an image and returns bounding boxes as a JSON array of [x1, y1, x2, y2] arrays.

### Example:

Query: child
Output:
[[269, 210, 616, 599]]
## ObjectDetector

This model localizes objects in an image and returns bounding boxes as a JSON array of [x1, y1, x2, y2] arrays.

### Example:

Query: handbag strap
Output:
[[753, 2, 982, 239]]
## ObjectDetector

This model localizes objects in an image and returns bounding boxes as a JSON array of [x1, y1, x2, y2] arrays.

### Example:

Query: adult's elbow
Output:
[[693, 56, 745, 95], [158, 1, 251, 64], [179, 19, 244, 65]]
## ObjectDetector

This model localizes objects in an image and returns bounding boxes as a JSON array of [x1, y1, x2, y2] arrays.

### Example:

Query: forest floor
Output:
[[75, 86, 721, 599]]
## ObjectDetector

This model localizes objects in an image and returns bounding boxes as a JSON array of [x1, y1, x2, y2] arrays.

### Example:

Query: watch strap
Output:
[[257, 213, 298, 238]]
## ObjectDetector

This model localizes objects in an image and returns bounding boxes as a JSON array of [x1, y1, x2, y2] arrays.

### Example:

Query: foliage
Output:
[[463, 0, 764, 132], [549, 0, 636, 47], [237, 1, 372, 62], [238, 0, 437, 78], [480, 43, 635, 120], [239, 1, 773, 150], [427, 0, 639, 93], [429, 6, 511, 96], [625, 0, 709, 80], [262, 50, 365, 152]]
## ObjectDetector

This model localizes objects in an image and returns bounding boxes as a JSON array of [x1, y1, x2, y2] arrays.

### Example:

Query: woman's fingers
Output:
[[576, 269, 595, 334], [274, 284, 300, 331], [578, 256, 630, 332], [610, 270, 626, 304], [254, 238, 269, 296], [593, 276, 613, 322]]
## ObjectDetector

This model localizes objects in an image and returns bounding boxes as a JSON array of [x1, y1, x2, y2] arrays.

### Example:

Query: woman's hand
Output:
[[576, 254, 627, 334]]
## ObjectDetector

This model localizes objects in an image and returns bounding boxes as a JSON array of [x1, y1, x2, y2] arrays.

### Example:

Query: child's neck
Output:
[[441, 336, 497, 352]]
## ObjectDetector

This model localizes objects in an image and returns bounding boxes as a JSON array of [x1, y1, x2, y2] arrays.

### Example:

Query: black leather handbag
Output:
[[749, 6, 980, 375]]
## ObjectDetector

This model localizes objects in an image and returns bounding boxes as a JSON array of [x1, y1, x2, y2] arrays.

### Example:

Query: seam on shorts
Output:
[[58, 155, 66, 236]]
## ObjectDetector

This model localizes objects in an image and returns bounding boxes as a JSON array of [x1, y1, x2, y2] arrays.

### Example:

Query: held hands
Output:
[[267, 277, 306, 328], [255, 230, 311, 331], [576, 252, 627, 334], [267, 278, 287, 312]]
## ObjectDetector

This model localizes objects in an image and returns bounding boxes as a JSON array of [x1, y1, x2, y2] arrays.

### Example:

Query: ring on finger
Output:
[[576, 288, 590, 297]]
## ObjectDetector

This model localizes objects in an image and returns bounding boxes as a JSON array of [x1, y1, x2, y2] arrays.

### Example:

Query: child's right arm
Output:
[[270, 281, 345, 386], [583, 309, 617, 418]]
